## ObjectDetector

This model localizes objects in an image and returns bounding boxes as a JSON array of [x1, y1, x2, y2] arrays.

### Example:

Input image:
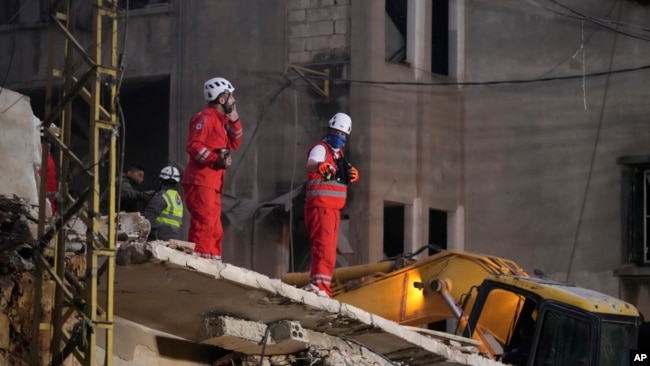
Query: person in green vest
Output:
[[143, 165, 184, 241]]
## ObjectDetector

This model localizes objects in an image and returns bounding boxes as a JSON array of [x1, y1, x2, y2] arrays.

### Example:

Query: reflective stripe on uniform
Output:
[[196, 147, 210, 163], [311, 273, 332, 286]]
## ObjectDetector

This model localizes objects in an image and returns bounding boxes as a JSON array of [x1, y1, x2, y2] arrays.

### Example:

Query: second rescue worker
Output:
[[182, 77, 243, 261], [304, 112, 359, 297]]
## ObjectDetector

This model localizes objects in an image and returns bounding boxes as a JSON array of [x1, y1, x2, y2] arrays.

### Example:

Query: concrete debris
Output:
[[116, 242, 152, 265], [0, 192, 504, 365], [106, 242, 506, 366], [0, 195, 36, 254], [199, 316, 309, 355]]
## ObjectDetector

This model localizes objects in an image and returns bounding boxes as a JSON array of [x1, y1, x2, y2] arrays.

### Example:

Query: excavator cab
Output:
[[464, 276, 642, 366]]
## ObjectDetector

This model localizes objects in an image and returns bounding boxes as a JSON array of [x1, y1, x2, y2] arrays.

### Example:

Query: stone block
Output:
[[307, 8, 330, 22], [288, 9, 306, 23]]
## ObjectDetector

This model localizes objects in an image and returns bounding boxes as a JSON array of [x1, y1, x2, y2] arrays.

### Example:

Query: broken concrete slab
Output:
[[102, 242, 505, 366], [199, 316, 309, 355]]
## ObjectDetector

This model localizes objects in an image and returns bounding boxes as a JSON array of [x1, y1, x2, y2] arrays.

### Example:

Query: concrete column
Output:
[[404, 197, 423, 258], [406, 0, 428, 79], [448, 205, 464, 251], [449, 0, 466, 81]]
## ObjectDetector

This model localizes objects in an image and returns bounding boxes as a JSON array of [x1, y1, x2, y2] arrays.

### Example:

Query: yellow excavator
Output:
[[282, 246, 648, 366]]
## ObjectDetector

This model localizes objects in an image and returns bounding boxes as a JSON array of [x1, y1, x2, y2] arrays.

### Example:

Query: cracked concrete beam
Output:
[[199, 316, 309, 355]]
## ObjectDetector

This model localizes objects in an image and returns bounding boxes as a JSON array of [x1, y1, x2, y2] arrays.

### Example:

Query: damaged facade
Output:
[[1, 0, 650, 364]]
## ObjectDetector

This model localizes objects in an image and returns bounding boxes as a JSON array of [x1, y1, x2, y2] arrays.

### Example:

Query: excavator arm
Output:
[[283, 249, 527, 326]]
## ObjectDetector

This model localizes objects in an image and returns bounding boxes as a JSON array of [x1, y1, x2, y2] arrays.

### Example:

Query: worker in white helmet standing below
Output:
[[182, 77, 243, 261], [143, 166, 184, 241], [303, 112, 359, 297]]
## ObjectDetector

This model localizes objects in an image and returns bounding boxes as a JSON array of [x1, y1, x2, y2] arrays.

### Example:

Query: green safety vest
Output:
[[155, 189, 183, 228]]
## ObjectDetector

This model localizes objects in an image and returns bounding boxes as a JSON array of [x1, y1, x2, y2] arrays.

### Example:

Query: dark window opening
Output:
[[428, 209, 448, 332], [385, 0, 407, 64], [618, 155, 650, 265], [115, 77, 170, 192], [21, 77, 171, 198], [431, 0, 449, 75], [428, 209, 447, 253], [0, 0, 20, 25], [119, 0, 169, 10], [384, 205, 404, 257]]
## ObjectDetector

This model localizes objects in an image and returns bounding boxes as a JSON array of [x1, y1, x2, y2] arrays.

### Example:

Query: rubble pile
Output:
[[0, 195, 88, 366], [0, 196, 38, 366], [0, 196, 37, 274]]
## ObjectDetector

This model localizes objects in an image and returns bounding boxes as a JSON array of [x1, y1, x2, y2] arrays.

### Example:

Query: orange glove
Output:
[[348, 166, 359, 183], [318, 162, 336, 180]]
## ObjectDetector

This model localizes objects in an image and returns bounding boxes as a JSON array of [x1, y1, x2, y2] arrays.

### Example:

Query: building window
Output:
[[0, 0, 20, 25], [119, 0, 169, 10], [618, 155, 650, 265], [431, 0, 449, 75], [384, 204, 405, 257], [385, 0, 407, 64]]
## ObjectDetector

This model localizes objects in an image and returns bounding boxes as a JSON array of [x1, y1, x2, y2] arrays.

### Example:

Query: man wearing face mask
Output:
[[303, 112, 359, 297], [182, 76, 243, 262]]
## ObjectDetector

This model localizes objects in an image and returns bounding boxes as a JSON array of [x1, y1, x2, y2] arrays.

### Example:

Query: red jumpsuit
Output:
[[38, 152, 57, 215], [182, 107, 242, 260], [304, 142, 348, 297]]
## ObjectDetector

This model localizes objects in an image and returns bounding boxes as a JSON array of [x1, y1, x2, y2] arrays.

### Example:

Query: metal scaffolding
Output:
[[33, 0, 120, 365]]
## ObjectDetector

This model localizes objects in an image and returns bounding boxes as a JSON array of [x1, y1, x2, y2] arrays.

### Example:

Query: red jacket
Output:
[[305, 142, 348, 210], [182, 107, 243, 191]]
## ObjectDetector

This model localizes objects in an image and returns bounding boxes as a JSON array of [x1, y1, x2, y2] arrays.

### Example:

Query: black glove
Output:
[[213, 148, 231, 169]]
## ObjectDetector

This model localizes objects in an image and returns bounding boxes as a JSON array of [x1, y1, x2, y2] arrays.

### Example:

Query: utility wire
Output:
[[532, 0, 620, 79], [542, 0, 650, 41], [565, 0, 622, 284], [290, 63, 650, 88]]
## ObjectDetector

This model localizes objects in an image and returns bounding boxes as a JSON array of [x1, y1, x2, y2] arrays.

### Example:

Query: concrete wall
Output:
[[460, 0, 650, 296], [348, 1, 463, 266]]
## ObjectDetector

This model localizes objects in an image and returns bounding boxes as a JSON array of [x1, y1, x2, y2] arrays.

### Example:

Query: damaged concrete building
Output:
[[1, 0, 650, 364]]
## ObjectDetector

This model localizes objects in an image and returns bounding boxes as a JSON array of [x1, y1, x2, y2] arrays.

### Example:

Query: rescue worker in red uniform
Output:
[[304, 112, 359, 297], [38, 123, 59, 215], [182, 77, 243, 261]]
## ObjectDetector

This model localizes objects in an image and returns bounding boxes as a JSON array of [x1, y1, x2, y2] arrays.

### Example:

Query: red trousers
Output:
[[305, 206, 340, 297], [184, 184, 223, 259]]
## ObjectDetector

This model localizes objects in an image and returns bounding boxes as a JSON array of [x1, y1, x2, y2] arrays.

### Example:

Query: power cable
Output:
[[530, 0, 619, 79], [288, 89, 299, 272], [543, 0, 650, 41], [114, 1, 130, 214], [564, 0, 622, 283], [290, 63, 650, 88], [227, 82, 289, 181]]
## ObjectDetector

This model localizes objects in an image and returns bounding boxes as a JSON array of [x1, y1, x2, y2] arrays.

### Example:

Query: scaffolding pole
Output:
[[33, 1, 120, 365]]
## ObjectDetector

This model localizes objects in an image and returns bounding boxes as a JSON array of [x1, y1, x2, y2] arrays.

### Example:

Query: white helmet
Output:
[[328, 112, 352, 134], [40, 123, 60, 138], [204, 77, 235, 101], [159, 166, 181, 183]]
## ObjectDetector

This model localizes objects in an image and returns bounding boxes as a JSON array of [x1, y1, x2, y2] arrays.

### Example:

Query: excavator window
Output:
[[502, 298, 538, 365], [599, 319, 638, 366], [532, 310, 592, 366]]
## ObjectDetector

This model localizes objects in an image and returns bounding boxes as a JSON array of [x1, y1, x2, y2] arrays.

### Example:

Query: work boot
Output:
[[300, 283, 328, 298]]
